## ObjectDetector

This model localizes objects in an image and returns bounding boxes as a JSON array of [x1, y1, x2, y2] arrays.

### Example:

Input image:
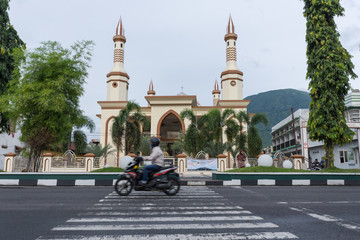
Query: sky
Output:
[[8, 0, 360, 140]]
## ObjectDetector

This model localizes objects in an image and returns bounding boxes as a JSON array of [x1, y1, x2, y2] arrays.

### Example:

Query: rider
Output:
[[140, 137, 164, 185]]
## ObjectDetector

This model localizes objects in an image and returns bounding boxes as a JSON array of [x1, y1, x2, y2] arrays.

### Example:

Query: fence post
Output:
[[4, 152, 16, 172], [216, 154, 227, 172], [84, 153, 95, 172], [176, 154, 187, 173], [291, 155, 304, 170], [42, 153, 53, 172]]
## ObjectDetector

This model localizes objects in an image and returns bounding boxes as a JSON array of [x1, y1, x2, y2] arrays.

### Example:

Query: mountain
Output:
[[244, 89, 311, 147]]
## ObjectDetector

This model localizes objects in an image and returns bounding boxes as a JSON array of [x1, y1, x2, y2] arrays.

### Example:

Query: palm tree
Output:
[[73, 130, 87, 155], [202, 108, 235, 144], [180, 109, 207, 157], [246, 113, 268, 158], [85, 143, 114, 158], [233, 111, 250, 153], [111, 101, 148, 166]]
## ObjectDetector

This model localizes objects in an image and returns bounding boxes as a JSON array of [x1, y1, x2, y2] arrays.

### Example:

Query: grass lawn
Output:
[[91, 167, 124, 172], [227, 166, 360, 173]]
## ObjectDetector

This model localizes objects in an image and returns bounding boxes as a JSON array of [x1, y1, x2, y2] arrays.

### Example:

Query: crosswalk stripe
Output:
[[53, 222, 278, 231], [88, 206, 244, 210], [100, 198, 223, 202], [79, 210, 252, 216], [105, 195, 223, 199], [38, 232, 298, 240], [94, 202, 228, 206], [37, 186, 298, 240], [67, 215, 263, 222]]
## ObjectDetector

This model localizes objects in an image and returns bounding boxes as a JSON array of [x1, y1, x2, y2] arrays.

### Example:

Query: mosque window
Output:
[[114, 43, 116, 48], [227, 42, 229, 46], [121, 43, 123, 48], [234, 42, 236, 46], [230, 80, 236, 86], [112, 82, 118, 88]]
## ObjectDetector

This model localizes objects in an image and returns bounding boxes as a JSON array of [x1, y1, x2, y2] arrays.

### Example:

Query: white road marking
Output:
[[67, 215, 263, 222], [37, 232, 298, 240], [258, 179, 276, 186], [280, 201, 360, 205], [292, 180, 310, 185], [75, 179, 95, 186], [52, 222, 278, 231], [79, 210, 252, 216], [0, 179, 19, 185], [223, 179, 241, 186], [95, 201, 228, 206], [88, 206, 244, 211], [105, 195, 223, 199], [100, 198, 224, 202], [290, 207, 360, 231], [37, 179, 57, 186]]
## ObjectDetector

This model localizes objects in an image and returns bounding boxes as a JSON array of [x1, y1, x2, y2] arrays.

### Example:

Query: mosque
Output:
[[97, 17, 250, 157]]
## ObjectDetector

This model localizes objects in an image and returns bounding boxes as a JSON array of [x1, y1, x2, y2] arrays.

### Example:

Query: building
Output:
[[271, 109, 309, 159], [271, 90, 360, 169], [97, 17, 250, 157]]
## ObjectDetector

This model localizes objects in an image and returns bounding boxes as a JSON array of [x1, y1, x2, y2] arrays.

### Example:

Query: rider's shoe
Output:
[[139, 180, 147, 186]]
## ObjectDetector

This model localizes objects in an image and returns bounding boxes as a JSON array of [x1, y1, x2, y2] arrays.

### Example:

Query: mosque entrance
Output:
[[158, 112, 183, 156]]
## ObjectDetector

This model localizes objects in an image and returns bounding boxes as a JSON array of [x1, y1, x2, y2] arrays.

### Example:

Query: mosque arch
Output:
[[156, 110, 185, 138], [105, 116, 116, 145]]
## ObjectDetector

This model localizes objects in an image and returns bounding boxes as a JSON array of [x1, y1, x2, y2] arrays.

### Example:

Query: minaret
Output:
[[220, 16, 243, 100], [212, 80, 220, 106], [147, 80, 156, 96], [106, 18, 130, 101]]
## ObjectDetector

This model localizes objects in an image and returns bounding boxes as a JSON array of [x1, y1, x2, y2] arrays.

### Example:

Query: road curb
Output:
[[1, 172, 359, 186]]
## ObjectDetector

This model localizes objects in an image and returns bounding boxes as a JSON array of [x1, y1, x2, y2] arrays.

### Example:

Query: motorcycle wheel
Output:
[[163, 177, 180, 196], [114, 175, 134, 196]]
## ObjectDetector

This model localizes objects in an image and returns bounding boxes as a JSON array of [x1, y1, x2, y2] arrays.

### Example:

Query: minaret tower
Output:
[[212, 80, 220, 106], [106, 18, 130, 101], [147, 80, 156, 96], [221, 16, 243, 100]]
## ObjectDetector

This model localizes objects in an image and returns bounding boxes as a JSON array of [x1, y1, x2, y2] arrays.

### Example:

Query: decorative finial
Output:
[[147, 80, 155, 95], [227, 15, 235, 34], [116, 17, 124, 36]]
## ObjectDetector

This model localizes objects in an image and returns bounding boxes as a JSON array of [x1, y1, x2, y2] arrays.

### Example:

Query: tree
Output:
[[202, 108, 235, 144], [85, 143, 114, 158], [111, 101, 148, 165], [73, 130, 87, 155], [303, 0, 357, 167], [240, 113, 268, 158], [0, 40, 94, 171], [0, 0, 25, 133], [180, 109, 207, 157]]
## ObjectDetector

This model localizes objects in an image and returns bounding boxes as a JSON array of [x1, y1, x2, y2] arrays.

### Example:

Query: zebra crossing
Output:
[[37, 186, 298, 239]]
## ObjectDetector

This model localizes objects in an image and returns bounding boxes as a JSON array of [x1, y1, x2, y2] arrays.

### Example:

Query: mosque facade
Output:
[[97, 17, 250, 157]]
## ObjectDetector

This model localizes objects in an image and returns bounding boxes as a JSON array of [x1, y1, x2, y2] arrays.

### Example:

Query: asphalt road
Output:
[[0, 186, 359, 240]]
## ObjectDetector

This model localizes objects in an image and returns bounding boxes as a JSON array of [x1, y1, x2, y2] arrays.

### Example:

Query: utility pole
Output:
[[291, 107, 298, 154]]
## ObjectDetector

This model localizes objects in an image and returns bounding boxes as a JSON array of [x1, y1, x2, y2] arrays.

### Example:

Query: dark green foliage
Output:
[[204, 141, 226, 158], [85, 143, 114, 158], [245, 89, 311, 147], [0, 41, 94, 171], [111, 101, 148, 161], [303, 0, 357, 167], [139, 135, 151, 156], [0, 0, 25, 133], [73, 130, 87, 155]]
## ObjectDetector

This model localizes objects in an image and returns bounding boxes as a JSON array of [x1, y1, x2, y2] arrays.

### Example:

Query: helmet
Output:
[[150, 137, 160, 148]]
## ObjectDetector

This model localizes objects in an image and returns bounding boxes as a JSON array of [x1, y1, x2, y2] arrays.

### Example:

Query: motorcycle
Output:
[[114, 156, 180, 196]]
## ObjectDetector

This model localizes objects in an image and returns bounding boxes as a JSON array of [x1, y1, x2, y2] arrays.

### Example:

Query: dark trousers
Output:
[[142, 164, 161, 182]]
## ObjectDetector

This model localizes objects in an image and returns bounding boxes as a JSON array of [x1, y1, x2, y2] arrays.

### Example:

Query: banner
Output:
[[187, 158, 217, 171]]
